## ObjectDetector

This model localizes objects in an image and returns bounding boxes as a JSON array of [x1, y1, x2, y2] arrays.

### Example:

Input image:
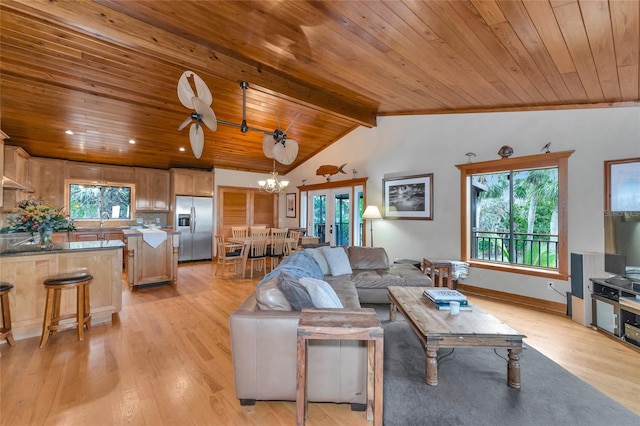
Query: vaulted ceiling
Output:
[[1, 0, 638, 174]]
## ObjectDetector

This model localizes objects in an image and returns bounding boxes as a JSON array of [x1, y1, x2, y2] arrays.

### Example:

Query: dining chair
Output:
[[284, 230, 301, 256], [249, 225, 267, 236], [215, 235, 245, 277], [231, 226, 249, 238], [247, 231, 269, 278], [268, 228, 288, 271]]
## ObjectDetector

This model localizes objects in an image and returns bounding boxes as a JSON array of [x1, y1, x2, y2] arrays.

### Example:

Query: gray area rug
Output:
[[368, 305, 639, 426]]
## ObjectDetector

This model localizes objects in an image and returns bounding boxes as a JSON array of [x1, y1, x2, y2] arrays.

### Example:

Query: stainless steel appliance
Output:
[[175, 196, 213, 262]]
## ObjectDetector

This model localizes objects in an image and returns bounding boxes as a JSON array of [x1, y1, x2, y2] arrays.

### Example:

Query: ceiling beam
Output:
[[7, 0, 378, 128]]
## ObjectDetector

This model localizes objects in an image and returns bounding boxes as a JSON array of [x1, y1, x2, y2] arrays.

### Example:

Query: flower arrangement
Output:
[[8, 198, 75, 235]]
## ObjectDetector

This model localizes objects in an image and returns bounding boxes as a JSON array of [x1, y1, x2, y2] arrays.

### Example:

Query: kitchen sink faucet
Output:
[[100, 212, 110, 227]]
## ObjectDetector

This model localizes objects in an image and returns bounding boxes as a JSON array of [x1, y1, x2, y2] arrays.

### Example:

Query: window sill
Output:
[[467, 260, 569, 281]]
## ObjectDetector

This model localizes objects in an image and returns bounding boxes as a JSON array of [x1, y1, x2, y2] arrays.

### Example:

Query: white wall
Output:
[[281, 107, 640, 302]]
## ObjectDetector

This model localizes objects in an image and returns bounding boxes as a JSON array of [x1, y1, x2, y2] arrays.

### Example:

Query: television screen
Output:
[[604, 211, 640, 278]]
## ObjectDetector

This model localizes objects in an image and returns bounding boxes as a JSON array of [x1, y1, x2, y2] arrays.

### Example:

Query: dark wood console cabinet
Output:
[[590, 278, 640, 349]]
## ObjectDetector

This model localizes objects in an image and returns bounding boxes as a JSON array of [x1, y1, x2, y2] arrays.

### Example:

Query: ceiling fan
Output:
[[261, 112, 300, 166], [177, 71, 217, 159], [177, 71, 300, 165]]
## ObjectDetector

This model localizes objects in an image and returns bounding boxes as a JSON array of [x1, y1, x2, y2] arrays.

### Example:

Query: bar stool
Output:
[[40, 271, 93, 348], [0, 282, 16, 346]]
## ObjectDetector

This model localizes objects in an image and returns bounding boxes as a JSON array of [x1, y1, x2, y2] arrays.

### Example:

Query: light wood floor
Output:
[[1, 262, 639, 425]]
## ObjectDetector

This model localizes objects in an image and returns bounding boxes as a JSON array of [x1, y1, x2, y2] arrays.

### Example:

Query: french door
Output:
[[307, 186, 364, 246]]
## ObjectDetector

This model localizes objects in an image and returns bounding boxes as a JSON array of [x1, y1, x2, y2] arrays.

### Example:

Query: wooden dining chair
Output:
[[215, 235, 245, 277], [231, 226, 249, 238], [247, 230, 269, 278], [285, 230, 301, 256], [268, 228, 288, 271], [249, 225, 267, 236]]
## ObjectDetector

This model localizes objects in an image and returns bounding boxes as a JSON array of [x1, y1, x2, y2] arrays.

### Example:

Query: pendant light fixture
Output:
[[258, 160, 289, 194]]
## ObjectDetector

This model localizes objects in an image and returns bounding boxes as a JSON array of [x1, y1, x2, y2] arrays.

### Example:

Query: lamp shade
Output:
[[362, 205, 382, 219]]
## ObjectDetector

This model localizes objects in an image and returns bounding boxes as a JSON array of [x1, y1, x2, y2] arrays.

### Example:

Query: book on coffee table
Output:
[[423, 288, 468, 303]]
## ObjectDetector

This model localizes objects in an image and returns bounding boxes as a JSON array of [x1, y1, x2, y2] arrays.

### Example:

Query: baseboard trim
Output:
[[457, 284, 567, 316]]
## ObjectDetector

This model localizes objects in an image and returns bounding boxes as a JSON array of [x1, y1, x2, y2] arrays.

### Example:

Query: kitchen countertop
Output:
[[122, 228, 179, 235], [0, 240, 125, 256]]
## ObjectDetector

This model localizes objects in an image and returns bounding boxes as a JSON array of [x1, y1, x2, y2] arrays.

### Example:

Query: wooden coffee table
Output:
[[387, 286, 526, 388]]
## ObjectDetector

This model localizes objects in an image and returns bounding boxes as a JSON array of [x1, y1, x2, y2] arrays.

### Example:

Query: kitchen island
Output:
[[0, 240, 124, 341], [122, 228, 179, 290]]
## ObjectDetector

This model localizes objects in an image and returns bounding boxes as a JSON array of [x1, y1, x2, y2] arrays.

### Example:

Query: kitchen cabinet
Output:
[[170, 168, 213, 196], [65, 162, 134, 183], [1, 145, 30, 212], [122, 229, 179, 289], [71, 229, 124, 242], [135, 168, 170, 211], [29, 158, 65, 208]]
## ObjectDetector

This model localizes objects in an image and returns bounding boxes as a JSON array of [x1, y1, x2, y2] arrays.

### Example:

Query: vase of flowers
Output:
[[8, 198, 75, 248]]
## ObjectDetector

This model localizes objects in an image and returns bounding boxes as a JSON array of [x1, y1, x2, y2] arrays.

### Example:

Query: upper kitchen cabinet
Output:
[[1, 145, 31, 212], [135, 168, 170, 212], [65, 162, 135, 183], [170, 169, 213, 197], [29, 158, 65, 208]]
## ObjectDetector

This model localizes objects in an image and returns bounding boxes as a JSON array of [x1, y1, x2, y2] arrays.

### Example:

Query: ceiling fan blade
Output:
[[283, 113, 300, 134], [273, 139, 298, 166], [192, 96, 217, 131], [193, 74, 213, 106], [178, 116, 192, 131], [262, 134, 275, 159], [177, 71, 196, 109], [189, 123, 204, 159]]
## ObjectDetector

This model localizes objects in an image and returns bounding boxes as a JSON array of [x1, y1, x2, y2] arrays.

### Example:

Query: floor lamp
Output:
[[362, 205, 382, 247]]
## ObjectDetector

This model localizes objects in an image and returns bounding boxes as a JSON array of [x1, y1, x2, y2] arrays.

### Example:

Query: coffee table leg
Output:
[[389, 302, 396, 321], [507, 348, 522, 388], [296, 336, 307, 425], [425, 345, 438, 386]]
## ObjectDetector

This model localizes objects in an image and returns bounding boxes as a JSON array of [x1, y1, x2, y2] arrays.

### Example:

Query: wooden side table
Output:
[[296, 307, 384, 426], [422, 258, 455, 289]]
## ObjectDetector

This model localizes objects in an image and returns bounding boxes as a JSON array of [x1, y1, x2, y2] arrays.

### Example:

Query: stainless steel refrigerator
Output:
[[175, 196, 213, 262]]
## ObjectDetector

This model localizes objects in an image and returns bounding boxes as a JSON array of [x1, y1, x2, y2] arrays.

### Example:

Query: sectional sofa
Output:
[[229, 246, 431, 407]]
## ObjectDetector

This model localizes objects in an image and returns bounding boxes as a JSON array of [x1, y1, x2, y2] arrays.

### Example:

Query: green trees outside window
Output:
[[69, 184, 132, 220], [471, 167, 558, 268]]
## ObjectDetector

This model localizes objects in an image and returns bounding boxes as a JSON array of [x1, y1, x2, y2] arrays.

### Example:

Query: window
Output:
[[68, 183, 133, 220], [457, 151, 573, 279]]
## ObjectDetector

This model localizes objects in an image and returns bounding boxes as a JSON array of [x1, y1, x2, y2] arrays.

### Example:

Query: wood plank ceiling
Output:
[[1, 0, 638, 174]]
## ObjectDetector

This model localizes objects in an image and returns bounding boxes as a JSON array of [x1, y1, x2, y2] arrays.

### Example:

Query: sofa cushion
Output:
[[348, 246, 389, 270], [326, 278, 361, 309], [305, 248, 331, 275], [299, 277, 343, 308], [278, 272, 315, 311], [255, 276, 293, 311], [322, 246, 353, 276]]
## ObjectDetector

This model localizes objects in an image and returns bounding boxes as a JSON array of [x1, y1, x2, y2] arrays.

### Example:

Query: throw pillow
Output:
[[321, 246, 353, 276], [347, 246, 389, 270], [278, 272, 314, 311], [298, 277, 343, 308], [255, 277, 292, 311], [304, 248, 331, 275]]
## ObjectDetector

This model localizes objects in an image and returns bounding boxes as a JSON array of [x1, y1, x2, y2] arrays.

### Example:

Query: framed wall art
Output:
[[605, 157, 640, 211], [383, 173, 433, 220], [286, 193, 297, 218]]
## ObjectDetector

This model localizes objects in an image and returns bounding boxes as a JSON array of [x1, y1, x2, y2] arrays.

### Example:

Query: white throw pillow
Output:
[[321, 247, 352, 276], [305, 248, 331, 275], [298, 277, 343, 308]]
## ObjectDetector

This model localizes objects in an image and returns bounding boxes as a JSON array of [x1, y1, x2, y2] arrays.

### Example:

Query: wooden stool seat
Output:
[[0, 282, 16, 346], [40, 272, 93, 348]]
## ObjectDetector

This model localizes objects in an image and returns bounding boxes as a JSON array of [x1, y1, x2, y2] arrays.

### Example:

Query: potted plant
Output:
[[8, 198, 75, 247]]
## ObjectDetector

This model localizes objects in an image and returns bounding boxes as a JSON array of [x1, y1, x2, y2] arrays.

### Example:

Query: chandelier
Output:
[[258, 160, 289, 194]]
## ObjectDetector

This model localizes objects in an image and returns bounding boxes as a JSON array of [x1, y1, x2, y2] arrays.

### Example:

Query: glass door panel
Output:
[[308, 188, 354, 246]]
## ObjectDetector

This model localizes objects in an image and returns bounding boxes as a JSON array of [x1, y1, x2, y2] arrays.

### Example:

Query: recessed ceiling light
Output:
[[179, 147, 185, 152], [65, 130, 74, 135], [129, 139, 136, 144]]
